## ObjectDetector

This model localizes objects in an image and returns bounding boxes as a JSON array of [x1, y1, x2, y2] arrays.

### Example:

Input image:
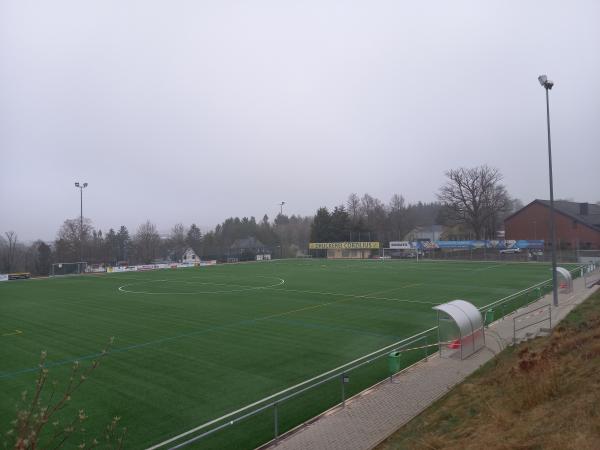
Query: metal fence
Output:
[[418, 249, 600, 264], [478, 266, 582, 326], [148, 265, 584, 450], [147, 328, 439, 450], [513, 304, 551, 343], [583, 263, 600, 288]]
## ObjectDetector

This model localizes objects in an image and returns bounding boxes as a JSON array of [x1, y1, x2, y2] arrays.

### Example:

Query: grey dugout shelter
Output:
[[433, 300, 485, 360]]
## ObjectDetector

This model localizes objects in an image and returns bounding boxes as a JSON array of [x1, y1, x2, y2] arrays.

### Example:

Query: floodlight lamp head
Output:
[[75, 182, 80, 187], [83, 182, 88, 188], [538, 74, 554, 89]]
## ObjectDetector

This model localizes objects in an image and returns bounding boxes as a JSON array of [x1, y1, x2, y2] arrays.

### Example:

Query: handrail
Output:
[[479, 264, 583, 313], [149, 266, 585, 449], [147, 327, 436, 450]]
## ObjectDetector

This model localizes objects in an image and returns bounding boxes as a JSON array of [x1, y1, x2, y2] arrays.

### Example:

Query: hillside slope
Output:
[[377, 289, 600, 450]]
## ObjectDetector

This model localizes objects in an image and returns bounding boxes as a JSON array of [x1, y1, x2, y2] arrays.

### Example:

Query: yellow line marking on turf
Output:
[[258, 297, 355, 321], [2, 330, 23, 337], [366, 283, 423, 297]]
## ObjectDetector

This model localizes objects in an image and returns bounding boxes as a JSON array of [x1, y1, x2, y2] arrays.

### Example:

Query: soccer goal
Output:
[[50, 262, 87, 277]]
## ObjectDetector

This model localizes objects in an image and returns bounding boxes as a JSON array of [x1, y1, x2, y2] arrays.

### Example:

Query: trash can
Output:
[[485, 309, 494, 325], [388, 351, 401, 374]]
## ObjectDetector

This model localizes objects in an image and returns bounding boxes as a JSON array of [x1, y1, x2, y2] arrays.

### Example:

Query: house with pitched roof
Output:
[[504, 200, 600, 249]]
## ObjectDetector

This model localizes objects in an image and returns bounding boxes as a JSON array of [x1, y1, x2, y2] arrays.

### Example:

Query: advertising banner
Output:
[[515, 240, 544, 249], [309, 242, 380, 250], [109, 266, 138, 273], [0, 274, 8, 282], [389, 241, 411, 250], [177, 262, 195, 268], [420, 240, 545, 250]]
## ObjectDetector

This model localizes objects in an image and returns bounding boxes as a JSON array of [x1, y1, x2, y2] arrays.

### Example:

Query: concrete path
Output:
[[269, 276, 598, 450]]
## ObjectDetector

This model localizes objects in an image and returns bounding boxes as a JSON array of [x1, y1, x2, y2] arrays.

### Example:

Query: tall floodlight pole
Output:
[[278, 202, 286, 259], [74, 182, 88, 264], [538, 75, 558, 307]]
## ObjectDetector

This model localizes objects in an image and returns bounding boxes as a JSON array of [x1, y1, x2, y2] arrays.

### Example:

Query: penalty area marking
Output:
[[117, 276, 285, 295]]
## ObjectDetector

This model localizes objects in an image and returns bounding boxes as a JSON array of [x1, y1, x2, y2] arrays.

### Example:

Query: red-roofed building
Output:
[[504, 200, 600, 250]]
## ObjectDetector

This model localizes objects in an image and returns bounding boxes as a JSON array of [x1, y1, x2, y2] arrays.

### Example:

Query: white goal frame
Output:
[[50, 262, 88, 277]]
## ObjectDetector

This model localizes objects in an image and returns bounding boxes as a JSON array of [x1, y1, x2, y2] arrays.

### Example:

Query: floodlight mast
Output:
[[74, 181, 88, 267], [279, 201, 286, 216], [538, 74, 558, 307]]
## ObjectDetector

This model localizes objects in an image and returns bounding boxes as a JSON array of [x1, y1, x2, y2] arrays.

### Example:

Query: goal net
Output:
[[50, 262, 87, 277]]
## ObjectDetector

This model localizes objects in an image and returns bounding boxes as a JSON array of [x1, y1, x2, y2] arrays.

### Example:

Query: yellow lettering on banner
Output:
[[309, 242, 380, 250]]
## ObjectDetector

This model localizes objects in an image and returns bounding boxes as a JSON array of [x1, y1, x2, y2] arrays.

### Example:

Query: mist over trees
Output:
[[0, 232, 51, 276], [310, 193, 442, 244], [132, 221, 161, 264], [201, 214, 312, 259], [0, 165, 525, 275]]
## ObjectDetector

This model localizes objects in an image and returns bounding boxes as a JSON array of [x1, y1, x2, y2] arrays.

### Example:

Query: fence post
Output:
[[513, 317, 516, 343], [341, 373, 346, 407], [274, 402, 279, 442]]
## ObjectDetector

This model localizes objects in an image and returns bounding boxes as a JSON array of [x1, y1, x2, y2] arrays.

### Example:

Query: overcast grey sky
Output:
[[1, 0, 599, 241]]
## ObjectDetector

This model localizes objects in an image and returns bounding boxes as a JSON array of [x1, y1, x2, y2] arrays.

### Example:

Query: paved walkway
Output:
[[269, 276, 598, 450]]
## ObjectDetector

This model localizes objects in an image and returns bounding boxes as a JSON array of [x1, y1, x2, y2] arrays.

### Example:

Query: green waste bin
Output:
[[388, 351, 401, 374], [485, 309, 494, 325]]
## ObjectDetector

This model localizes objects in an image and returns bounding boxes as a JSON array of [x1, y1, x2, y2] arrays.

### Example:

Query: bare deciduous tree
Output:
[[346, 193, 360, 223], [437, 165, 510, 240], [168, 223, 187, 261], [55, 218, 93, 263], [4, 231, 18, 272], [388, 194, 407, 241], [132, 221, 161, 263]]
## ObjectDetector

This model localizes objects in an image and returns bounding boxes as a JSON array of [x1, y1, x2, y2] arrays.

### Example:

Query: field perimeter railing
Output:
[[148, 266, 585, 450], [478, 265, 584, 326], [583, 262, 600, 288], [147, 328, 439, 450]]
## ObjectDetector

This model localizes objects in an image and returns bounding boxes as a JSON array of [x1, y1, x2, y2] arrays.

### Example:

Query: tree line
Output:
[[311, 165, 522, 244], [0, 213, 313, 275], [1, 165, 548, 276]]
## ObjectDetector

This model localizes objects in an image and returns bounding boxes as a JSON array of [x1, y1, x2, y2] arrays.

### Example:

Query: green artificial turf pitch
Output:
[[0, 259, 560, 448]]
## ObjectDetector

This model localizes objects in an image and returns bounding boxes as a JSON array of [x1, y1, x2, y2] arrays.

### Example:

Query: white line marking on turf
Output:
[[145, 270, 584, 449], [117, 276, 285, 295], [265, 286, 438, 305], [145, 326, 437, 450]]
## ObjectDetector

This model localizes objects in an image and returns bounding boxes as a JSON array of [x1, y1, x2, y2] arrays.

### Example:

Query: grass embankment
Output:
[[377, 288, 600, 450]]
